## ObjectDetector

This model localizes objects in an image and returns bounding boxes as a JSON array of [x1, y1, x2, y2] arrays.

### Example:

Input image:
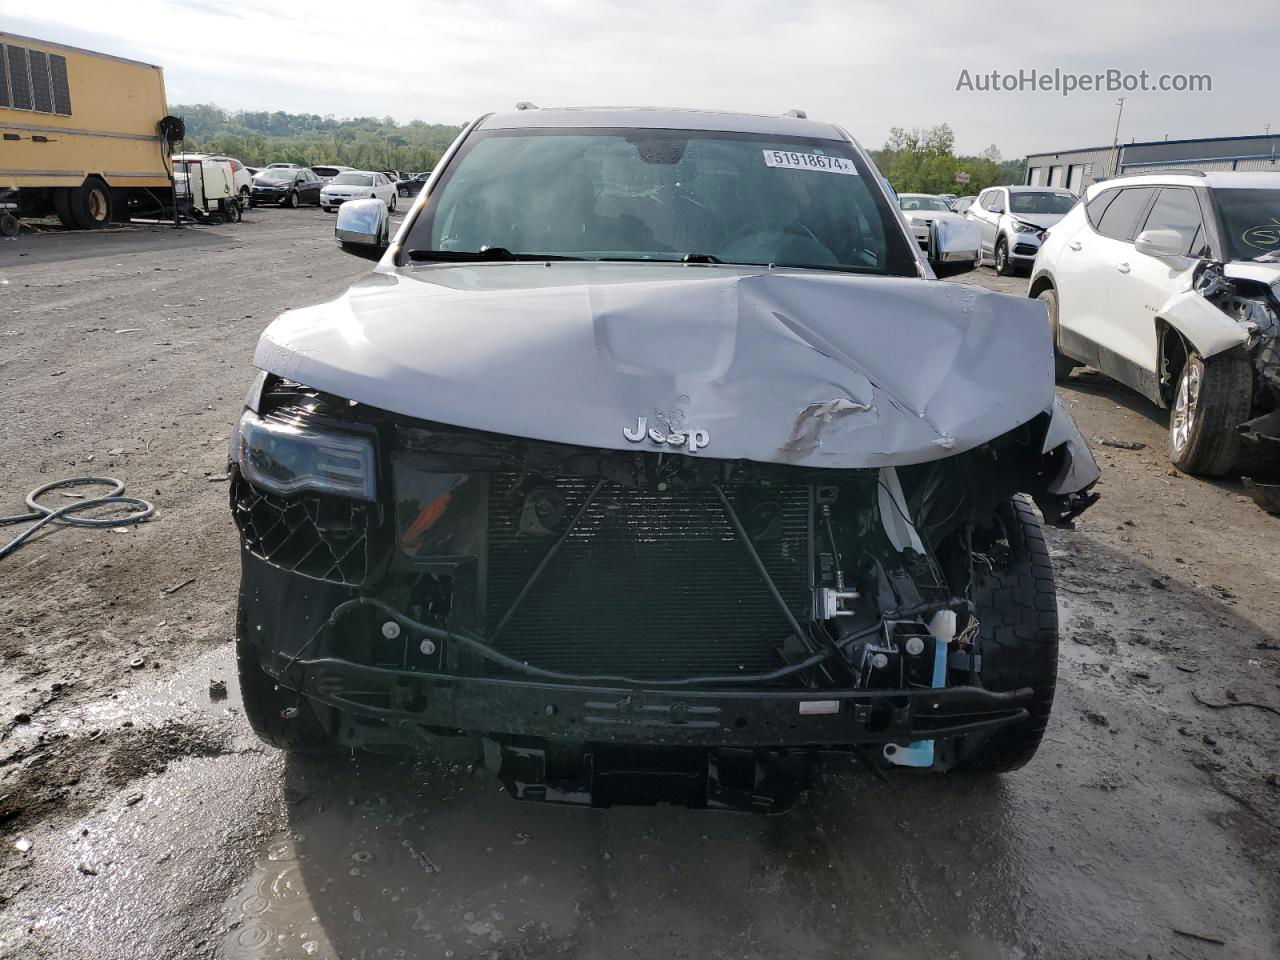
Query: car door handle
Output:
[[1115, 262, 1131, 274], [1068, 241, 1082, 251]]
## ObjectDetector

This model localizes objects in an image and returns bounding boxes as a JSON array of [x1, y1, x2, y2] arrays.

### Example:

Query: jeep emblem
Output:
[[623, 416, 709, 454]]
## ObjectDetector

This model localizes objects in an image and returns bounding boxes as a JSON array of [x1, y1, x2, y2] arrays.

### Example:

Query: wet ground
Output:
[[1, 213, 1278, 959]]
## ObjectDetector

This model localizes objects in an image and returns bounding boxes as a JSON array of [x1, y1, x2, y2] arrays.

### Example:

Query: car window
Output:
[[1140, 188, 1205, 255], [988, 191, 1005, 214], [1085, 188, 1119, 229], [406, 127, 918, 275], [1095, 187, 1156, 241], [899, 196, 952, 212], [1212, 188, 1280, 261], [1009, 192, 1076, 215]]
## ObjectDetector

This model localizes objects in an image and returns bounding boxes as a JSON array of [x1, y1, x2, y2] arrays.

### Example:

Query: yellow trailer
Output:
[[0, 31, 177, 228]]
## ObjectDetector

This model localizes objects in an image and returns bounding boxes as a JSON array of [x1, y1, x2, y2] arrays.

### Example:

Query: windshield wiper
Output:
[[594, 253, 723, 264], [406, 246, 586, 263]]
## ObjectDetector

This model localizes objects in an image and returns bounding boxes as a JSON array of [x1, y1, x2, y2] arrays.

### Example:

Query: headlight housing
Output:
[[1014, 221, 1039, 234], [235, 409, 376, 500]]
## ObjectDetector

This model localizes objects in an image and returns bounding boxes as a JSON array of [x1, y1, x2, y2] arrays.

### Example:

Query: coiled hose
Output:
[[0, 477, 155, 562]]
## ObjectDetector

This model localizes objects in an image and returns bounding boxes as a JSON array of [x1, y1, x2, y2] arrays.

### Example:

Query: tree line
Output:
[[870, 124, 1025, 195], [171, 104, 463, 171]]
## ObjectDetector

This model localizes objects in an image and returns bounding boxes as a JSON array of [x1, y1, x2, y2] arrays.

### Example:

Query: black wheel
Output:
[[240, 186, 253, 209], [1036, 287, 1077, 382], [0, 212, 17, 238], [388, 193, 397, 212], [221, 198, 242, 223], [70, 177, 113, 228], [286, 190, 298, 209], [52, 188, 77, 228], [237, 595, 331, 752], [994, 236, 1013, 276], [1169, 351, 1253, 476], [957, 495, 1058, 774], [399, 187, 409, 197]]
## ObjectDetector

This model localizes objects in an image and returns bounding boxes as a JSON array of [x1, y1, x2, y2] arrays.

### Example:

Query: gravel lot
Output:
[[1, 209, 1277, 960]]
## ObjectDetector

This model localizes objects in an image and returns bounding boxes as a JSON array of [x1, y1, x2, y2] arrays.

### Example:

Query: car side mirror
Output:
[[930, 217, 981, 265], [335, 198, 390, 261], [1134, 228, 1186, 259]]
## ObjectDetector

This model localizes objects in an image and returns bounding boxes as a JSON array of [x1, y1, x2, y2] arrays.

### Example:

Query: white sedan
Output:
[[320, 171, 399, 212]]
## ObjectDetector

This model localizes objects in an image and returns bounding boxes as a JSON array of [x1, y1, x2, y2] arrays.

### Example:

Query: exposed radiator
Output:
[[484, 475, 811, 680]]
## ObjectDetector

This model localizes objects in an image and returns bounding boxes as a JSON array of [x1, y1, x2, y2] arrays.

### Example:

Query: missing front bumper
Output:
[[279, 654, 1031, 749]]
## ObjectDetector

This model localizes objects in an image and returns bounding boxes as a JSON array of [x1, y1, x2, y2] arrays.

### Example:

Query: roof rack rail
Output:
[[514, 101, 538, 111], [1094, 169, 1209, 182], [782, 108, 807, 119]]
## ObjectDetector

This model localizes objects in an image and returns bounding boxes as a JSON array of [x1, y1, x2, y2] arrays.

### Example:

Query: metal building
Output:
[[1025, 134, 1280, 196]]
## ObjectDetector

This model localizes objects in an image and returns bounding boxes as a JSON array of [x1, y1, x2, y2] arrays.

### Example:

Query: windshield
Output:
[[1213, 189, 1280, 261], [899, 196, 952, 212], [404, 128, 915, 275], [257, 169, 296, 181], [1009, 192, 1076, 215], [331, 173, 374, 186]]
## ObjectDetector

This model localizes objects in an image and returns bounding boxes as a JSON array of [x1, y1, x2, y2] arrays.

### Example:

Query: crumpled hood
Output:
[[254, 263, 1054, 468], [1012, 213, 1066, 231], [1224, 260, 1280, 286]]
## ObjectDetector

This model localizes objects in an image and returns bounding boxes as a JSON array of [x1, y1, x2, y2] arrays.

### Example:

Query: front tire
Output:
[[237, 596, 331, 752], [388, 194, 397, 212], [994, 236, 1013, 276], [1169, 352, 1252, 476], [956, 495, 1058, 774], [286, 190, 299, 209]]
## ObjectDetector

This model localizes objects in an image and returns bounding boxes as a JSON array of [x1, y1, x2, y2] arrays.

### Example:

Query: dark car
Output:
[[250, 167, 323, 207], [396, 170, 432, 197], [229, 107, 1098, 813]]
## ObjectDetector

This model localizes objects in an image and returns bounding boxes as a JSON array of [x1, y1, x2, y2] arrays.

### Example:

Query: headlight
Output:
[[235, 410, 376, 500], [1014, 221, 1039, 234]]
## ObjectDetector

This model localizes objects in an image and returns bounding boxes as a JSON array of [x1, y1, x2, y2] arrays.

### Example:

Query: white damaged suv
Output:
[[1031, 172, 1280, 475]]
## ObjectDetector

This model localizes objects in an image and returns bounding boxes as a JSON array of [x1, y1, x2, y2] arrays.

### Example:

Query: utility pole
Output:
[[1109, 97, 1126, 176]]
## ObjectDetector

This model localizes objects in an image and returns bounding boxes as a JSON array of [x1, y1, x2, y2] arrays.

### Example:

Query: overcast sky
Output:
[[3, 0, 1273, 157]]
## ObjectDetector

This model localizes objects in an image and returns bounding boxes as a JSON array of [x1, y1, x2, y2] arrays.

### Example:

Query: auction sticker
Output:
[[763, 150, 857, 175]]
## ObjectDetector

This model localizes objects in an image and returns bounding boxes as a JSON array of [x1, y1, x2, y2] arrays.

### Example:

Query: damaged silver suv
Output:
[[228, 107, 1099, 812]]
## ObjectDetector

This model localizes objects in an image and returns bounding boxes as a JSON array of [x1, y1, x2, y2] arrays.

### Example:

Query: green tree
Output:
[[871, 125, 1024, 195]]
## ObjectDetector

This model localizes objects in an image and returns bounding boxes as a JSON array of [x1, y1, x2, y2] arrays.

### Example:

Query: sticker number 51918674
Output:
[[762, 150, 858, 175]]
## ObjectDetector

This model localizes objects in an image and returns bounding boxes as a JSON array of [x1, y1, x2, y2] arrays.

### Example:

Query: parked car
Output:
[[174, 152, 253, 204], [312, 164, 355, 183], [951, 195, 976, 214], [397, 170, 432, 197], [250, 166, 323, 207], [229, 106, 1097, 811], [966, 185, 1077, 275], [266, 162, 303, 169], [897, 193, 978, 270], [1031, 171, 1280, 475], [320, 171, 399, 212]]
